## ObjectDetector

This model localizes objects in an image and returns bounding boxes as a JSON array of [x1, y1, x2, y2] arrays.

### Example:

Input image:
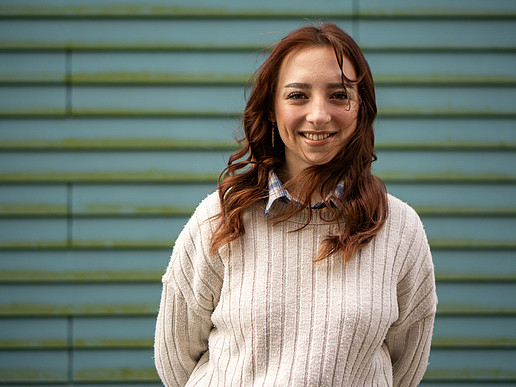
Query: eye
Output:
[[286, 91, 307, 100], [330, 91, 349, 100]]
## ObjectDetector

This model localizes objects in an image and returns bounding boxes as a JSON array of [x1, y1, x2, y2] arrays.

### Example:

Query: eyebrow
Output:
[[284, 82, 348, 89]]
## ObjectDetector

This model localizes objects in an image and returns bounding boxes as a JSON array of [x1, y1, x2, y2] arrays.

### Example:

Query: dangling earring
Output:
[[271, 122, 277, 148]]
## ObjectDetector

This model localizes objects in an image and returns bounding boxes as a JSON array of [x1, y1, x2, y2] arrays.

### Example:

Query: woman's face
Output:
[[273, 45, 359, 180]]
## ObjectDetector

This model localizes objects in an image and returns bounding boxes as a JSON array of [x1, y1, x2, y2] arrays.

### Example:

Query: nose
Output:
[[306, 97, 331, 127]]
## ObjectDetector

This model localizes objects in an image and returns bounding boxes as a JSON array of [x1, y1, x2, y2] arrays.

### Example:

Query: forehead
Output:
[[277, 45, 357, 82]]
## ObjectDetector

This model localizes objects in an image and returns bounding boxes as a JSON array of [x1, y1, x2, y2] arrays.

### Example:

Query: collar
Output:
[[264, 171, 345, 216]]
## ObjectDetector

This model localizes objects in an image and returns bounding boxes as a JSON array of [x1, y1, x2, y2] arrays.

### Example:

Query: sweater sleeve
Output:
[[154, 194, 224, 386], [385, 202, 438, 387]]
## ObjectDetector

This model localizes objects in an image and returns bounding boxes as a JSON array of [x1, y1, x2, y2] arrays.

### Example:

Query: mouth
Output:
[[301, 132, 335, 141]]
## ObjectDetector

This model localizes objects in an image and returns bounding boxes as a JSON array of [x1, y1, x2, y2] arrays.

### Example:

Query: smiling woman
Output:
[[154, 23, 437, 387], [273, 45, 359, 182]]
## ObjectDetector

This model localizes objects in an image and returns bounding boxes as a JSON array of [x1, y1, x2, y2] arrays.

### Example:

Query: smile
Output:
[[302, 132, 335, 141]]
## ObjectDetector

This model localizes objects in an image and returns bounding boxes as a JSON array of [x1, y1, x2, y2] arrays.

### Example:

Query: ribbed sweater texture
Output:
[[154, 192, 437, 386]]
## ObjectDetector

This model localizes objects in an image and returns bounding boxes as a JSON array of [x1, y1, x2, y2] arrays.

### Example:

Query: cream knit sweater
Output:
[[154, 192, 437, 386]]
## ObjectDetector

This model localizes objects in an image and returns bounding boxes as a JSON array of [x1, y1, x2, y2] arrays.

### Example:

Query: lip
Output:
[[299, 131, 336, 145]]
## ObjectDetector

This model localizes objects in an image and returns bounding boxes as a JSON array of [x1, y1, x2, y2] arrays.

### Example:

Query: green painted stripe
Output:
[[0, 139, 239, 151], [1, 206, 515, 218], [0, 7, 353, 19], [0, 173, 515, 184], [1, 107, 515, 118], [1, 306, 514, 318], [3, 75, 515, 87], [1, 240, 515, 251], [0, 42, 515, 53], [17, 74, 513, 86], [0, 271, 514, 284], [2, 339, 514, 351], [1, 110, 515, 119], [0, 6, 514, 19], [0, 140, 514, 151]]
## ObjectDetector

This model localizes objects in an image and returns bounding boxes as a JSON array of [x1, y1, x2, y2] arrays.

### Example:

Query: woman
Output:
[[155, 23, 437, 386]]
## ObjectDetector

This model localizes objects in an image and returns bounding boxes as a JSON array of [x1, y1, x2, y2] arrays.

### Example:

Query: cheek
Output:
[[335, 109, 359, 129], [276, 107, 304, 132]]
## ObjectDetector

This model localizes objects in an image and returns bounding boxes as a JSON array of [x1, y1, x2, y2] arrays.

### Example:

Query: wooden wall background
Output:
[[0, 0, 515, 385]]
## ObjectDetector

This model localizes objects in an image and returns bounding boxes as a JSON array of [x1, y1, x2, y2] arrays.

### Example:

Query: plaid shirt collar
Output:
[[264, 171, 345, 216]]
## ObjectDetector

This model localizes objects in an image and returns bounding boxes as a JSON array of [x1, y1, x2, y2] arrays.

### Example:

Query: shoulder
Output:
[[174, 190, 221, 250], [192, 190, 221, 221], [385, 193, 427, 239], [383, 193, 432, 267], [387, 193, 420, 222], [162, 190, 223, 283], [384, 193, 434, 282]]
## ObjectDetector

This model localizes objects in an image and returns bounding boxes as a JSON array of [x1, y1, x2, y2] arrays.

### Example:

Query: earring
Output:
[[271, 122, 277, 148]]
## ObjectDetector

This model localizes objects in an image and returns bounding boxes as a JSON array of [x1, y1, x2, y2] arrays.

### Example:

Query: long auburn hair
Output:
[[210, 23, 388, 262]]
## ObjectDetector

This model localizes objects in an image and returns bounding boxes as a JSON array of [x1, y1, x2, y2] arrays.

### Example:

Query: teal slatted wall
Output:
[[0, 0, 515, 384]]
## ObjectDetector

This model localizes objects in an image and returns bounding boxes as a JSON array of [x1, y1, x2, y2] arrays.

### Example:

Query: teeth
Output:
[[303, 133, 332, 141]]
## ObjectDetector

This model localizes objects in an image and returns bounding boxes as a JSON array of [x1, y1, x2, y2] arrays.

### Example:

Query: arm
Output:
[[154, 195, 224, 386], [385, 207, 438, 387], [154, 279, 214, 386]]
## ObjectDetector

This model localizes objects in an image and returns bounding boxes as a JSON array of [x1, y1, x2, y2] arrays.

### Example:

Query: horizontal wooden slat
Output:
[[359, 0, 516, 18], [0, 283, 161, 316], [0, 86, 66, 116], [0, 185, 68, 216], [0, 0, 355, 18], [0, 19, 351, 51], [433, 315, 516, 347], [69, 183, 513, 217], [3, 51, 515, 86], [0, 317, 67, 348], [70, 51, 261, 85], [425, 348, 516, 380], [74, 316, 155, 348], [0, 215, 514, 250], [70, 85, 246, 116], [0, 282, 514, 317], [0, 250, 170, 282], [0, 117, 239, 150], [1, 348, 513, 383], [1, 19, 515, 51], [1, 149, 515, 184], [72, 215, 516, 249], [73, 348, 516, 382], [65, 85, 516, 117], [0, 218, 67, 249], [72, 184, 216, 216], [0, 52, 66, 83], [376, 86, 516, 117], [0, 248, 514, 283], [3, 314, 514, 351], [367, 52, 516, 85], [1, 118, 514, 151], [0, 150, 232, 184], [67, 51, 516, 86], [74, 349, 158, 382], [433, 250, 516, 282], [386, 183, 516, 216], [0, 0, 515, 18], [423, 216, 516, 249], [375, 118, 516, 150], [358, 20, 516, 50], [436, 283, 516, 315], [376, 150, 516, 183], [0, 350, 68, 382], [71, 217, 188, 248]]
